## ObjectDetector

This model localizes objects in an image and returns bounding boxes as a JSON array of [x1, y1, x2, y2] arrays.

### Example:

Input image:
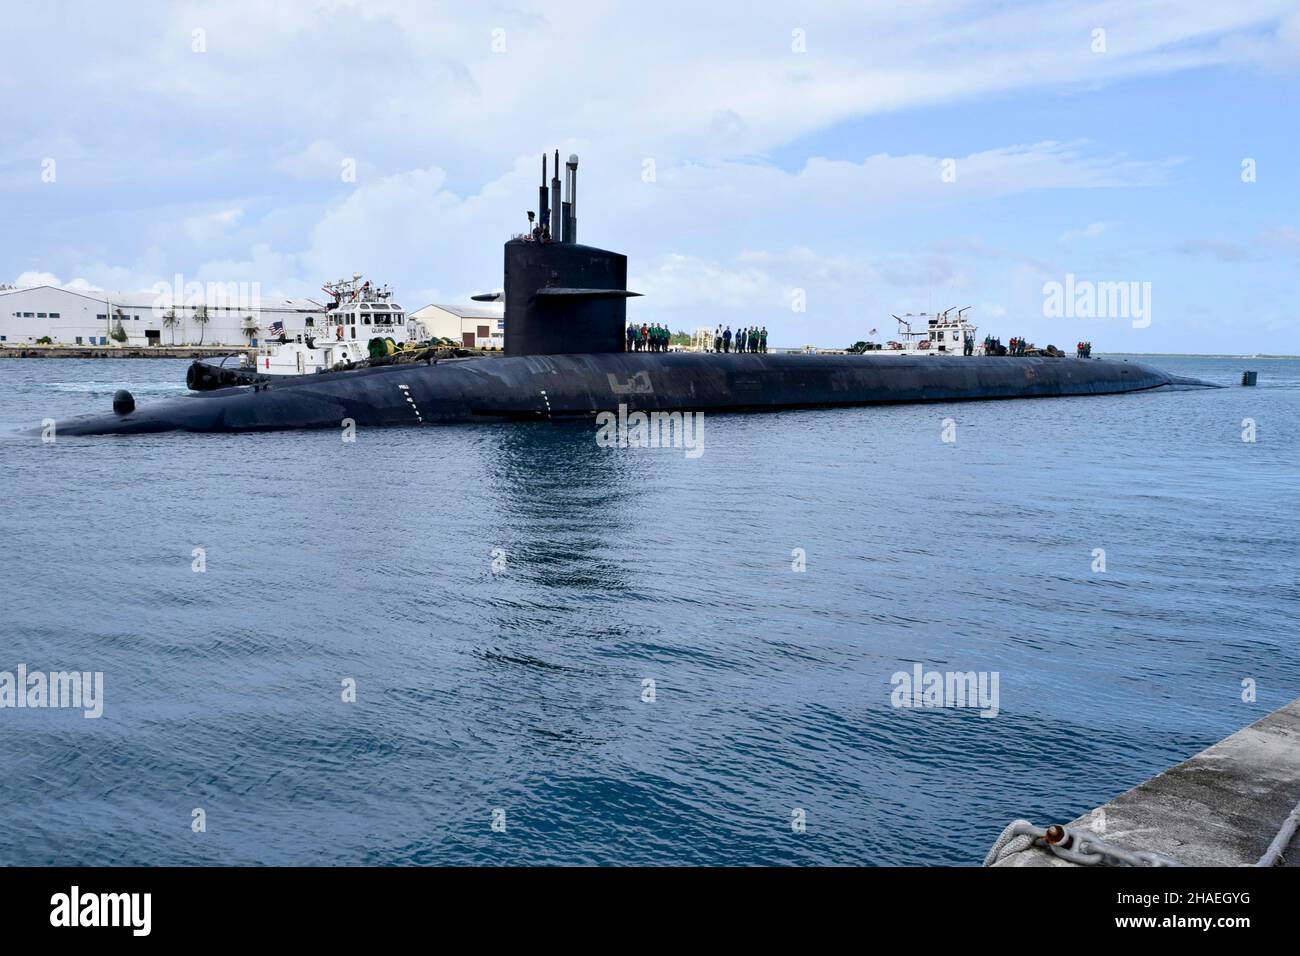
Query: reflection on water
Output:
[[485, 421, 639, 595]]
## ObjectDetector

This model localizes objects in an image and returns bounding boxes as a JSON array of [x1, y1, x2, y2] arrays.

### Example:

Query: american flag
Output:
[[268, 320, 284, 336]]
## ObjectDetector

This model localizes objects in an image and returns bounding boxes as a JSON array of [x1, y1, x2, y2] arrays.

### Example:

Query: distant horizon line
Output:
[[1093, 352, 1299, 359]]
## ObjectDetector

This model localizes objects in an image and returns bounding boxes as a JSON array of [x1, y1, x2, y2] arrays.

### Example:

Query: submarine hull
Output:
[[52, 353, 1193, 436], [48, 154, 1218, 438]]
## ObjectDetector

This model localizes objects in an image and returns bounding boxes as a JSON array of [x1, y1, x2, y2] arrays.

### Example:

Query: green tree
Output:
[[110, 315, 128, 343], [193, 304, 210, 345], [162, 309, 179, 345]]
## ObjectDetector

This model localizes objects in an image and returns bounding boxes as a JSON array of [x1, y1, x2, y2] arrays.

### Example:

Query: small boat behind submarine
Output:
[[50, 151, 1218, 437]]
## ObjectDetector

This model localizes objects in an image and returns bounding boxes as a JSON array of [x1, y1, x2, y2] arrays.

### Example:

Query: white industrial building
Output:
[[409, 302, 505, 348], [0, 285, 325, 347]]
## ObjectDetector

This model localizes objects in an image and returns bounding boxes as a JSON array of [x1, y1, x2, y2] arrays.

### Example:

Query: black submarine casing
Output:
[[49, 152, 1213, 437], [53, 350, 1184, 435]]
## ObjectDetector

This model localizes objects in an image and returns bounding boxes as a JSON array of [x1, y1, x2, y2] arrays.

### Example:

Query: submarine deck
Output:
[[48, 351, 1220, 436]]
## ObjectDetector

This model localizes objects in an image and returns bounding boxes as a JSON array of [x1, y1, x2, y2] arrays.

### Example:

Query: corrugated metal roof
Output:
[[415, 302, 505, 319], [0, 285, 323, 312]]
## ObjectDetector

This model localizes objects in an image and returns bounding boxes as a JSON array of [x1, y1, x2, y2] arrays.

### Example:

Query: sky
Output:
[[2, 0, 1298, 352]]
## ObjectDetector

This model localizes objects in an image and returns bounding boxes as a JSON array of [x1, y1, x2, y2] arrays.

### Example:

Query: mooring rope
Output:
[[983, 819, 1183, 867], [986, 796, 1300, 867], [1257, 799, 1300, 867]]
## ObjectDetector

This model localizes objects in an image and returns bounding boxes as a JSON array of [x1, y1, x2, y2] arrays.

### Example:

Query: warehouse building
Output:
[[0, 285, 324, 347], [409, 302, 505, 348]]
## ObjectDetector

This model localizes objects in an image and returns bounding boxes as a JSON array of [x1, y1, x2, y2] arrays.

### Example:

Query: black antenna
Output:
[[550, 149, 561, 242], [539, 154, 549, 238]]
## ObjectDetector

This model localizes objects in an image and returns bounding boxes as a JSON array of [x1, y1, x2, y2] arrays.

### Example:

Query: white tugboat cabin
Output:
[[861, 307, 983, 356], [252, 274, 420, 376]]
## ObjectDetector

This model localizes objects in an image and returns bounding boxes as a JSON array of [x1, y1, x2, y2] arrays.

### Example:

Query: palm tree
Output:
[[193, 304, 210, 345], [162, 309, 179, 345], [241, 315, 259, 345]]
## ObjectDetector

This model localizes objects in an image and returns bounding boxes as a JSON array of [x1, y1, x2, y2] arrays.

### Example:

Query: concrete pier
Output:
[[1, 344, 239, 360], [994, 698, 1300, 866]]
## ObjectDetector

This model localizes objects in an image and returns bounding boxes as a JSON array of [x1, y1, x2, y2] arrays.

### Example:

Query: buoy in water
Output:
[[1241, 371, 1257, 386], [112, 389, 135, 415]]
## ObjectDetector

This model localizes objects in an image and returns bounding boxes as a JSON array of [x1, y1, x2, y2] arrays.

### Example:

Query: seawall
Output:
[[993, 698, 1300, 866], [1, 345, 240, 360]]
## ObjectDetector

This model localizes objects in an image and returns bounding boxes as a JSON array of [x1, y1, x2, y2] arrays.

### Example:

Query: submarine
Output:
[[52, 151, 1216, 437]]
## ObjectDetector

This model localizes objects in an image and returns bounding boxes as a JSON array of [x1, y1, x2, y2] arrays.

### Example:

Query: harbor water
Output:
[[0, 355, 1296, 865]]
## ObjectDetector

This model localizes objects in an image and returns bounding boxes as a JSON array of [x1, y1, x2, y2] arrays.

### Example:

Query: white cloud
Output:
[[11, 271, 112, 293], [13, 271, 63, 288], [631, 253, 788, 311], [0, 1, 1289, 188]]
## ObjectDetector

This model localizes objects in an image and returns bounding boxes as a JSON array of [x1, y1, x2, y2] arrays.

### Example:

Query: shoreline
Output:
[[1097, 352, 1299, 360], [0, 345, 240, 360]]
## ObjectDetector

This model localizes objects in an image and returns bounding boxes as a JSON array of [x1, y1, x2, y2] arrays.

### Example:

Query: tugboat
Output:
[[186, 275, 424, 390], [854, 309, 1071, 358], [255, 274, 420, 375], [858, 308, 983, 355]]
